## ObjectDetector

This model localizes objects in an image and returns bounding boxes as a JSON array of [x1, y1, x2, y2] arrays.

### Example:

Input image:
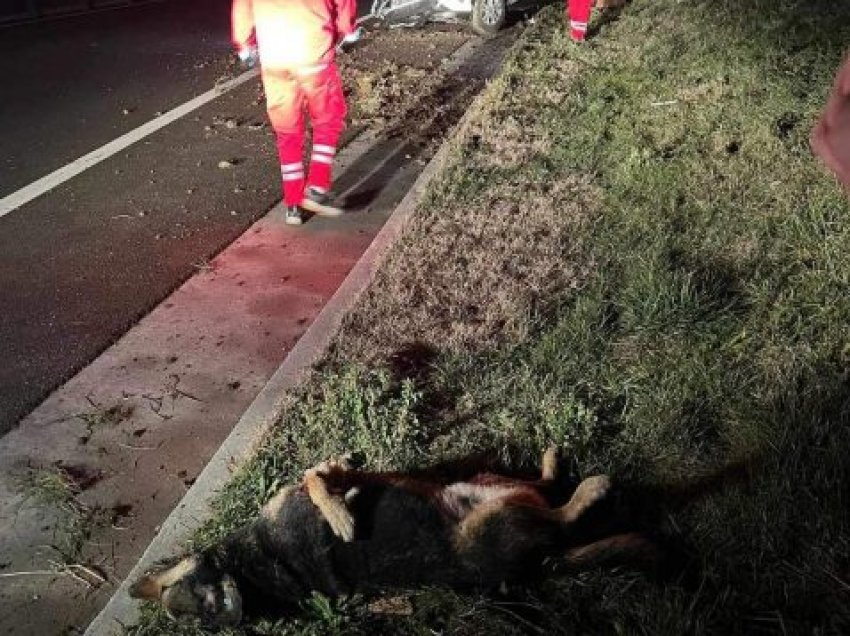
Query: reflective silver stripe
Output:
[[281, 163, 302, 174], [570, 21, 587, 29], [282, 172, 304, 182], [311, 154, 334, 165], [313, 144, 336, 155]]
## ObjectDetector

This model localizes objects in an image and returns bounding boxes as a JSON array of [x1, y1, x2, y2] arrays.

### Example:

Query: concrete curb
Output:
[[83, 42, 486, 636]]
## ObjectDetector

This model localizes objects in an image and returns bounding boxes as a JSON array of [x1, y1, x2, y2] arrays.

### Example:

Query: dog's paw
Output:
[[309, 455, 352, 476], [336, 453, 355, 471], [307, 460, 332, 476], [562, 475, 612, 523], [323, 496, 355, 542], [574, 475, 611, 508]]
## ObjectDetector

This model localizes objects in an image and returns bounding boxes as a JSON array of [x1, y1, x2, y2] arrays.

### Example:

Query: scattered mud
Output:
[[56, 464, 106, 492], [340, 25, 474, 135], [347, 25, 470, 70]]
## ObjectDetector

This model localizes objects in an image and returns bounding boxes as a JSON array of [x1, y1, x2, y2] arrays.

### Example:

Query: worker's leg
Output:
[[567, 0, 593, 41], [302, 64, 347, 196], [264, 69, 306, 207]]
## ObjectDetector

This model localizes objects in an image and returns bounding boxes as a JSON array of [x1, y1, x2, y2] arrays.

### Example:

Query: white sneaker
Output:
[[301, 187, 344, 217], [284, 205, 303, 225]]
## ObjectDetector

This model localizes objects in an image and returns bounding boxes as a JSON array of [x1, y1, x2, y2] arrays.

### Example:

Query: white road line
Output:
[[0, 67, 260, 218]]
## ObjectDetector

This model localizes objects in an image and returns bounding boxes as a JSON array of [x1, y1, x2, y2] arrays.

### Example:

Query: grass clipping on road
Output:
[[137, 1, 850, 633]]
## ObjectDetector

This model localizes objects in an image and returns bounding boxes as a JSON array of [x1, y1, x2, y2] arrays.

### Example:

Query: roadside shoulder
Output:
[[83, 27, 531, 636]]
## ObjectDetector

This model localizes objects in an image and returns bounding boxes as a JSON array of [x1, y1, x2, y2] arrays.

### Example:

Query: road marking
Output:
[[0, 67, 260, 218]]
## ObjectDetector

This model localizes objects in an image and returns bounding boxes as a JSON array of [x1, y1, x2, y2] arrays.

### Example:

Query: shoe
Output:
[[301, 186, 344, 217], [284, 205, 303, 226]]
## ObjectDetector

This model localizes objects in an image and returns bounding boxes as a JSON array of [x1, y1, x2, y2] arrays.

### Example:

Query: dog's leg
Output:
[[557, 475, 611, 524], [541, 445, 559, 482], [129, 556, 199, 600], [564, 532, 657, 567], [454, 499, 506, 551], [304, 460, 444, 542], [454, 488, 558, 548], [453, 493, 566, 585], [304, 460, 356, 542]]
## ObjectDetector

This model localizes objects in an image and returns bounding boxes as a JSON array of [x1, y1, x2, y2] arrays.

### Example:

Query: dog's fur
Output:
[[130, 448, 652, 627]]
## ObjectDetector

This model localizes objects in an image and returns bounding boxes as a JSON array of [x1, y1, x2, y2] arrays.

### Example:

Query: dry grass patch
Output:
[[332, 19, 598, 363], [336, 173, 599, 362], [471, 115, 554, 169]]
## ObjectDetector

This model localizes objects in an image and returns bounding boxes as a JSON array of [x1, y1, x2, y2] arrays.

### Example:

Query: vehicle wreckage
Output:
[[364, 0, 521, 37]]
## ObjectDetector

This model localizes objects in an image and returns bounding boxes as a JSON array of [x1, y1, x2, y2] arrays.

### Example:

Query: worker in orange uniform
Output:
[[231, 0, 360, 225], [567, 0, 626, 42], [566, 0, 593, 41]]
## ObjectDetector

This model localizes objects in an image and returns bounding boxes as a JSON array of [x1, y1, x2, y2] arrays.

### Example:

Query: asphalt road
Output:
[[0, 0, 238, 196], [0, 0, 380, 433]]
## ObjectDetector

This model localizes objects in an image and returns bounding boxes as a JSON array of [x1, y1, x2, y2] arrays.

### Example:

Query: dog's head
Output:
[[129, 554, 243, 627]]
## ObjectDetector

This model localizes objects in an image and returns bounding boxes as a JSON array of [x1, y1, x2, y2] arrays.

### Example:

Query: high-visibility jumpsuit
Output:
[[231, 0, 357, 207], [567, 0, 593, 41]]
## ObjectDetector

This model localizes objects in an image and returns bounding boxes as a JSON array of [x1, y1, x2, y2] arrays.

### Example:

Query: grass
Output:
[[17, 466, 94, 563], [134, 1, 850, 633]]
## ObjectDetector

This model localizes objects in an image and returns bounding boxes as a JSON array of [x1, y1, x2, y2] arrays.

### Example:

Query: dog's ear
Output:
[[129, 556, 198, 600]]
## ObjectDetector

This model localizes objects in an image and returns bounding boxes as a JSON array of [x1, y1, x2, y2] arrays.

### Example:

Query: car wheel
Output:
[[470, 0, 506, 37]]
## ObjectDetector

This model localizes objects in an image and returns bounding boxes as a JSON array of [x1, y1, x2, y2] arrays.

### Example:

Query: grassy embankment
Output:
[[136, 2, 850, 633]]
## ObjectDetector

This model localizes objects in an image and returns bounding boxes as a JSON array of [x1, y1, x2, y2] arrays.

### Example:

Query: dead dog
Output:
[[131, 447, 653, 627]]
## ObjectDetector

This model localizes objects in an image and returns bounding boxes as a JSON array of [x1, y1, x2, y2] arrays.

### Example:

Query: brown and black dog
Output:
[[130, 448, 652, 628]]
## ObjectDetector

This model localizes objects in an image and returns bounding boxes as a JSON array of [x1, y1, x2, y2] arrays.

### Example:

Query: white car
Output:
[[367, 0, 519, 37]]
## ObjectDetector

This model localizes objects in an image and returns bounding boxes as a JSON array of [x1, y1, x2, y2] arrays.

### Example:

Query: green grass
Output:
[[17, 466, 93, 562], [134, 1, 850, 633]]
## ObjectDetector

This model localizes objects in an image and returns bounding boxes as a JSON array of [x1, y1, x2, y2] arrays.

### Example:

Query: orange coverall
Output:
[[567, 0, 592, 41], [231, 0, 357, 206]]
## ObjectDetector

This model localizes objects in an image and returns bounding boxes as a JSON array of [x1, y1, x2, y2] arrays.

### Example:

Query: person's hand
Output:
[[237, 46, 258, 69], [812, 53, 850, 191]]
